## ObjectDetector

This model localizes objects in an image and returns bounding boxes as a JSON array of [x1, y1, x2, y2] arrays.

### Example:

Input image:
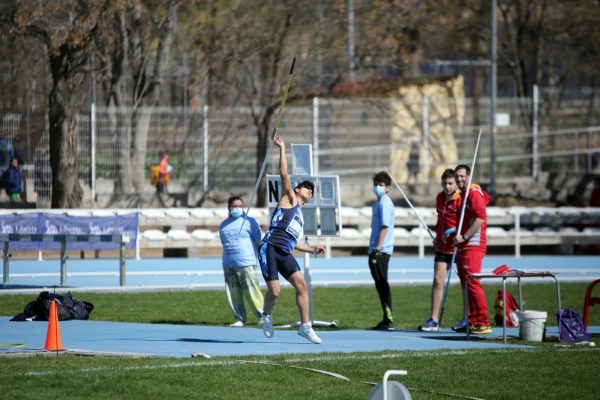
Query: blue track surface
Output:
[[6, 316, 597, 358], [2, 256, 599, 293], [2, 256, 598, 359]]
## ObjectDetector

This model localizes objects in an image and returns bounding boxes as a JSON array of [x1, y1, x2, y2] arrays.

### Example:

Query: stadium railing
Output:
[[2, 207, 599, 259]]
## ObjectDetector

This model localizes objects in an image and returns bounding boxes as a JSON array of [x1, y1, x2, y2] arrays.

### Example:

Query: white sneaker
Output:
[[229, 320, 244, 327], [298, 323, 322, 344], [257, 316, 264, 327], [262, 314, 274, 338]]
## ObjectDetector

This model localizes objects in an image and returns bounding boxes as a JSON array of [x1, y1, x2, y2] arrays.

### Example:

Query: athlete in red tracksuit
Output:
[[454, 164, 492, 334], [419, 169, 462, 331], [435, 185, 461, 255]]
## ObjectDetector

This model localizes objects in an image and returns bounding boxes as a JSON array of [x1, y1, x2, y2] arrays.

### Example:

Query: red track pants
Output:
[[456, 249, 490, 326]]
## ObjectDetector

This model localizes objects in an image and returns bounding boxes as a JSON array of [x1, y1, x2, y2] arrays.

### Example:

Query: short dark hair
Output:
[[294, 180, 315, 193], [227, 196, 243, 208], [372, 171, 391, 186], [441, 168, 457, 181], [455, 164, 471, 175]]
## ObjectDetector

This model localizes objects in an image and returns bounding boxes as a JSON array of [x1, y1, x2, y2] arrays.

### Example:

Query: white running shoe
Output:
[[262, 313, 274, 338], [229, 320, 244, 327], [298, 323, 322, 344]]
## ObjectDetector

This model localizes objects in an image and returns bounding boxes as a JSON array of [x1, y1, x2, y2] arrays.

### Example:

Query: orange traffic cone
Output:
[[44, 299, 64, 351]]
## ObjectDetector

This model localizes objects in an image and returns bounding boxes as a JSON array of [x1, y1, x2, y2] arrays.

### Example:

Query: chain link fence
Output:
[[2, 94, 599, 207]]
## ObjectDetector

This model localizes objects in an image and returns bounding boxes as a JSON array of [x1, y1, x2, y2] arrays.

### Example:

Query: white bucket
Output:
[[516, 310, 547, 342]]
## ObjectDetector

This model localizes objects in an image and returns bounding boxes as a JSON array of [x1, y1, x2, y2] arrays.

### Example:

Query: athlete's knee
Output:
[[295, 279, 308, 294], [268, 286, 281, 300]]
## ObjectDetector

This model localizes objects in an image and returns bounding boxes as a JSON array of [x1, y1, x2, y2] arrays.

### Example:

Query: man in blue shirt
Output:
[[219, 196, 264, 327], [369, 171, 395, 330]]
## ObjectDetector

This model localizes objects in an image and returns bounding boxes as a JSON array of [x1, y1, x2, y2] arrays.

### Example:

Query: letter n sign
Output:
[[268, 179, 280, 205]]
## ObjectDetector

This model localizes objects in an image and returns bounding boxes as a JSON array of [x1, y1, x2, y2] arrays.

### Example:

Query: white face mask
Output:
[[230, 207, 244, 218], [372, 185, 385, 198]]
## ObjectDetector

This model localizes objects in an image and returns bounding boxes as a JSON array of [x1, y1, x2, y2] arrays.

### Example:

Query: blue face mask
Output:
[[372, 185, 385, 198], [230, 208, 244, 219]]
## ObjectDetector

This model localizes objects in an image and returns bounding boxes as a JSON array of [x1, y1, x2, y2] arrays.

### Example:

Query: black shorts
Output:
[[434, 251, 453, 264], [258, 241, 301, 281]]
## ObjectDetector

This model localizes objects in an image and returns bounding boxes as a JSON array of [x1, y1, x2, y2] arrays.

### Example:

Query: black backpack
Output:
[[11, 291, 94, 321]]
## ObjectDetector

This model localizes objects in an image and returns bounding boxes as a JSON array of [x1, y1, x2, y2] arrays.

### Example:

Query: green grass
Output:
[[1, 283, 598, 399]]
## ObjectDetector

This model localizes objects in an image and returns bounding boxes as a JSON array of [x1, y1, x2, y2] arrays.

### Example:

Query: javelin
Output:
[[384, 167, 435, 241], [242, 56, 296, 227], [438, 128, 483, 328]]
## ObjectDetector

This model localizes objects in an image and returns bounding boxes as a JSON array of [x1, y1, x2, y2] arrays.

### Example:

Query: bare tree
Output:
[[93, 0, 179, 194], [180, 1, 292, 205], [4, 1, 109, 208]]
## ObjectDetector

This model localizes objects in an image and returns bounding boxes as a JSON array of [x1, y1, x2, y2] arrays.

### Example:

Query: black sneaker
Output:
[[371, 320, 394, 330], [451, 319, 468, 332]]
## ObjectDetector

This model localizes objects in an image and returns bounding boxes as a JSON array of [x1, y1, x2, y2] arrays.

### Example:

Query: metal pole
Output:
[[26, 82, 31, 164], [203, 105, 209, 192], [91, 55, 97, 206], [574, 130, 579, 173], [316, 0, 324, 80], [3, 241, 9, 285], [515, 212, 521, 258], [183, 53, 188, 119], [120, 234, 127, 287], [502, 279, 507, 344], [382, 370, 408, 400], [304, 237, 314, 323], [532, 85, 539, 180], [588, 128, 593, 172], [348, 0, 356, 80], [313, 97, 320, 177], [418, 225, 425, 258], [183, 54, 189, 153], [60, 239, 67, 286], [490, 0, 497, 194], [135, 223, 141, 260], [555, 278, 562, 312], [422, 96, 430, 184], [91, 102, 96, 205]]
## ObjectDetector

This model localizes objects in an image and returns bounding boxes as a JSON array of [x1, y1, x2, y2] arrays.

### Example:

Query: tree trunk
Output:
[[115, 111, 134, 194], [129, 0, 177, 193], [48, 49, 83, 208], [131, 109, 151, 193], [255, 113, 272, 207], [112, 8, 134, 195]]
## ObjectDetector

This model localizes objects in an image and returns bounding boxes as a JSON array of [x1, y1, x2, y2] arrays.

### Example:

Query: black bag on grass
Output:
[[10, 291, 94, 321]]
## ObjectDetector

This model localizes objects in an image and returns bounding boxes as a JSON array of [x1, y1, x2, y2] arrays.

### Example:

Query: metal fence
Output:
[[2, 94, 600, 207]]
